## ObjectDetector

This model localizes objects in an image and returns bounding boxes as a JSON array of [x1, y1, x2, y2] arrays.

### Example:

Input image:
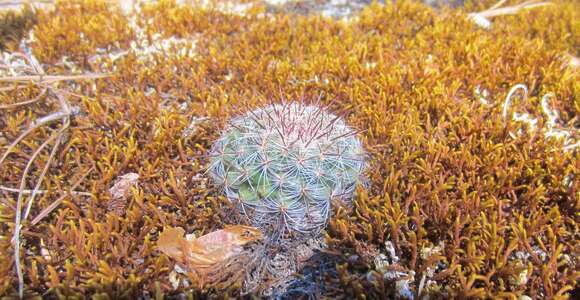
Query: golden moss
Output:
[[0, 0, 578, 298], [32, 0, 134, 64], [472, 1, 580, 56]]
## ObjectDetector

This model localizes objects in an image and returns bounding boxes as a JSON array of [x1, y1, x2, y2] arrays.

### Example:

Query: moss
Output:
[[32, 0, 134, 64], [0, 5, 37, 51], [482, 1, 579, 56], [0, 0, 578, 298]]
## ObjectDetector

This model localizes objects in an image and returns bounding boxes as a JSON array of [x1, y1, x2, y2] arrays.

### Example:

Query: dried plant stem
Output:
[[12, 129, 62, 297], [468, 0, 553, 29], [0, 185, 92, 196], [0, 87, 47, 109], [31, 166, 94, 226], [0, 114, 67, 170], [0, 73, 110, 84], [9, 124, 66, 298], [0, 52, 103, 298], [489, 0, 508, 10], [22, 124, 67, 222], [475, 0, 553, 18]]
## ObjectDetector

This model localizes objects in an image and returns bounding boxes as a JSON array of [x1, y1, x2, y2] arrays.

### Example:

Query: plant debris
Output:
[[156, 225, 263, 288], [468, 0, 553, 29], [107, 172, 139, 215]]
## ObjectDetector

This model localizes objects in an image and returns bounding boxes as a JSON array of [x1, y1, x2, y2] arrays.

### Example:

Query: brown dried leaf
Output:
[[157, 226, 188, 264], [108, 172, 139, 214], [157, 225, 263, 269]]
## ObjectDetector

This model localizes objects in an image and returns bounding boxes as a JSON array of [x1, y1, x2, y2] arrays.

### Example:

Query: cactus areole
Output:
[[209, 102, 366, 235]]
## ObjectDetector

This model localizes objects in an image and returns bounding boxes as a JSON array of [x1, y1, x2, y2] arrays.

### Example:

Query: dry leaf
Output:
[[157, 225, 263, 271], [157, 227, 189, 263], [189, 225, 263, 265], [108, 172, 139, 214], [157, 225, 263, 288]]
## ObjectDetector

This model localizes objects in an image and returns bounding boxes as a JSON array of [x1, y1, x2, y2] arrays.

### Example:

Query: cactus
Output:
[[208, 102, 366, 235]]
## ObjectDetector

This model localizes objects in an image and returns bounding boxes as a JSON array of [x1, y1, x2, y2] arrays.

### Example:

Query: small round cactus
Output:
[[208, 102, 366, 235]]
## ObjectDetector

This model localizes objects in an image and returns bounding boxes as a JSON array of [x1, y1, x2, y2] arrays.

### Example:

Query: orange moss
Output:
[[0, 0, 578, 298], [32, 0, 134, 64]]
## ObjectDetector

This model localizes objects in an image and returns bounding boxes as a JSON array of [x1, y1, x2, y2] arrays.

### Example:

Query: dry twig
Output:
[[0, 51, 105, 298], [468, 0, 553, 29]]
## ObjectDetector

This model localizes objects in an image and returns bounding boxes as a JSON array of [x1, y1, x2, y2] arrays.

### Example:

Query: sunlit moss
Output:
[[32, 0, 134, 64], [0, 0, 578, 298]]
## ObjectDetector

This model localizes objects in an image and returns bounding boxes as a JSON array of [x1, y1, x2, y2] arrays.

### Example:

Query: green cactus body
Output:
[[209, 102, 366, 234]]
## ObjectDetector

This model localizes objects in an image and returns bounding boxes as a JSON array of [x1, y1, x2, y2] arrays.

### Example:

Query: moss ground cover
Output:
[[0, 0, 578, 298]]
